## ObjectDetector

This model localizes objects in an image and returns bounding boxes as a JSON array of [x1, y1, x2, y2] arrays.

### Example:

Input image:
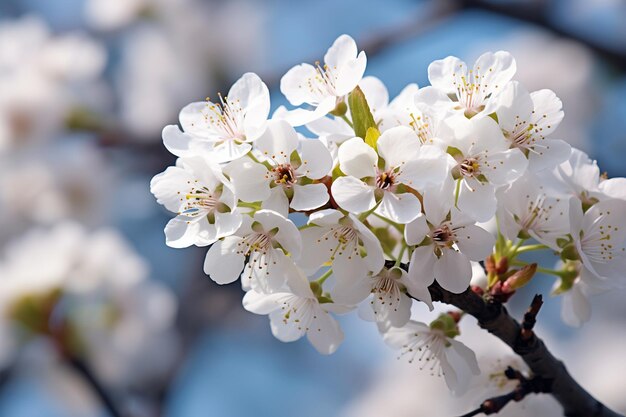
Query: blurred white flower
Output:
[[0, 223, 178, 387], [0, 16, 106, 152]]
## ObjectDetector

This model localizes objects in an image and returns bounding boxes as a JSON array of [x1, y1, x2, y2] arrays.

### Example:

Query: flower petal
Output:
[[435, 249, 471, 293], [338, 137, 378, 179], [331, 176, 376, 214], [204, 237, 245, 284]]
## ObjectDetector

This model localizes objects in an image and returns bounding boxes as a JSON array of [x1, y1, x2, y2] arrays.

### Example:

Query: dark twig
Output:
[[65, 356, 124, 417], [459, 366, 551, 416], [521, 294, 543, 341], [403, 272, 624, 417]]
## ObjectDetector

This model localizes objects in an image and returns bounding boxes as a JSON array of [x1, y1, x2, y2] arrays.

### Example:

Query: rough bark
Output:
[[422, 281, 624, 417]]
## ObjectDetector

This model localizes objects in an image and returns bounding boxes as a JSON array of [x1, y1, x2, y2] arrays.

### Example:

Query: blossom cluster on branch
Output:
[[151, 34, 626, 395]]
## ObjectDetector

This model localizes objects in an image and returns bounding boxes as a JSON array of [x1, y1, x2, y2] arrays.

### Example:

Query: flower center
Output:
[[273, 164, 297, 187], [376, 169, 397, 190], [237, 233, 272, 256], [182, 186, 220, 217], [459, 157, 481, 178], [206, 93, 245, 141], [432, 224, 455, 247]]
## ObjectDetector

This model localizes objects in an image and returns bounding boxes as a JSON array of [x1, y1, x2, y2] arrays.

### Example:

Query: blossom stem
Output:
[[513, 243, 549, 256], [395, 245, 407, 267], [316, 269, 333, 285], [372, 213, 403, 233], [340, 115, 353, 129], [66, 355, 123, 417]]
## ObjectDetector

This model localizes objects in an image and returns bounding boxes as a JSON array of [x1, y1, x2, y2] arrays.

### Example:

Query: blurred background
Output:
[[0, 0, 625, 416]]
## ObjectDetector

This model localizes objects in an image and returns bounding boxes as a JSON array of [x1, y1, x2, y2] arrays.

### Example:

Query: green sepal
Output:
[[348, 86, 376, 139]]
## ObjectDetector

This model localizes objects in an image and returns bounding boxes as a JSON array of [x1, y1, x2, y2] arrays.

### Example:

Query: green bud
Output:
[[348, 86, 377, 139], [560, 244, 580, 261], [330, 100, 348, 117], [429, 313, 459, 339], [309, 281, 323, 299]]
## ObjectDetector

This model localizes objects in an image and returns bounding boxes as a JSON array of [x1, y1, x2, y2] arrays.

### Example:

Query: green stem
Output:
[[514, 244, 550, 255], [340, 115, 353, 128], [373, 213, 404, 233], [395, 245, 407, 267], [316, 269, 333, 285]]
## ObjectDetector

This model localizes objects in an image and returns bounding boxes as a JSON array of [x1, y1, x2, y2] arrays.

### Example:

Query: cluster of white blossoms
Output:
[[151, 34, 626, 393], [0, 223, 178, 387]]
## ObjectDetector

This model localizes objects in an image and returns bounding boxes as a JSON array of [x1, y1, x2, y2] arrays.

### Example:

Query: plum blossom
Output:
[[280, 34, 366, 126], [165, 72, 270, 162], [331, 126, 449, 224], [495, 81, 570, 171], [242, 269, 345, 354], [150, 155, 241, 248], [428, 51, 516, 117], [448, 116, 528, 221], [569, 198, 626, 287], [298, 209, 384, 285], [353, 267, 433, 332], [496, 171, 569, 249], [405, 180, 495, 294], [224, 120, 332, 215], [383, 320, 480, 395], [203, 210, 301, 292]]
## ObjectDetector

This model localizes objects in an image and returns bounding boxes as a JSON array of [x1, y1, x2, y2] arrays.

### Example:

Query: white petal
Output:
[[162, 124, 212, 157], [458, 180, 496, 223], [428, 56, 466, 94], [359, 76, 389, 114], [261, 187, 289, 218], [404, 214, 429, 246], [213, 211, 243, 240], [454, 225, 495, 261], [290, 183, 329, 211], [281, 97, 337, 126], [398, 146, 449, 190], [376, 126, 421, 168], [224, 158, 270, 202], [375, 191, 422, 224], [407, 246, 436, 288], [280, 63, 322, 106], [204, 237, 245, 284], [165, 217, 214, 248], [179, 102, 210, 137], [255, 119, 299, 164], [254, 210, 302, 258], [350, 214, 385, 273], [242, 289, 282, 315], [435, 250, 471, 293], [297, 138, 333, 179], [306, 309, 344, 354], [484, 148, 528, 185], [561, 283, 591, 327], [298, 227, 335, 271], [269, 309, 306, 342], [228, 72, 270, 141], [530, 89, 564, 138], [338, 137, 377, 179], [528, 139, 571, 172], [210, 141, 252, 163], [495, 81, 533, 133], [308, 209, 344, 227], [331, 176, 376, 214]]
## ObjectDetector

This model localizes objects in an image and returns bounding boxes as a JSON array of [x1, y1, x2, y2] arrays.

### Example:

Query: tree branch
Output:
[[416, 280, 623, 417]]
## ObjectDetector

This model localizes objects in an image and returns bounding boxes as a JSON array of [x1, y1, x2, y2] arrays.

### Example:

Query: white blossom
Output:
[[331, 126, 449, 224], [383, 320, 480, 395], [242, 269, 346, 354], [428, 51, 516, 118], [203, 210, 301, 292], [280, 34, 366, 126]]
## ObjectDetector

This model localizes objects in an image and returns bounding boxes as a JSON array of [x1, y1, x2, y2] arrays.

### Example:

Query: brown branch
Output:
[[409, 279, 623, 417], [459, 366, 551, 416]]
